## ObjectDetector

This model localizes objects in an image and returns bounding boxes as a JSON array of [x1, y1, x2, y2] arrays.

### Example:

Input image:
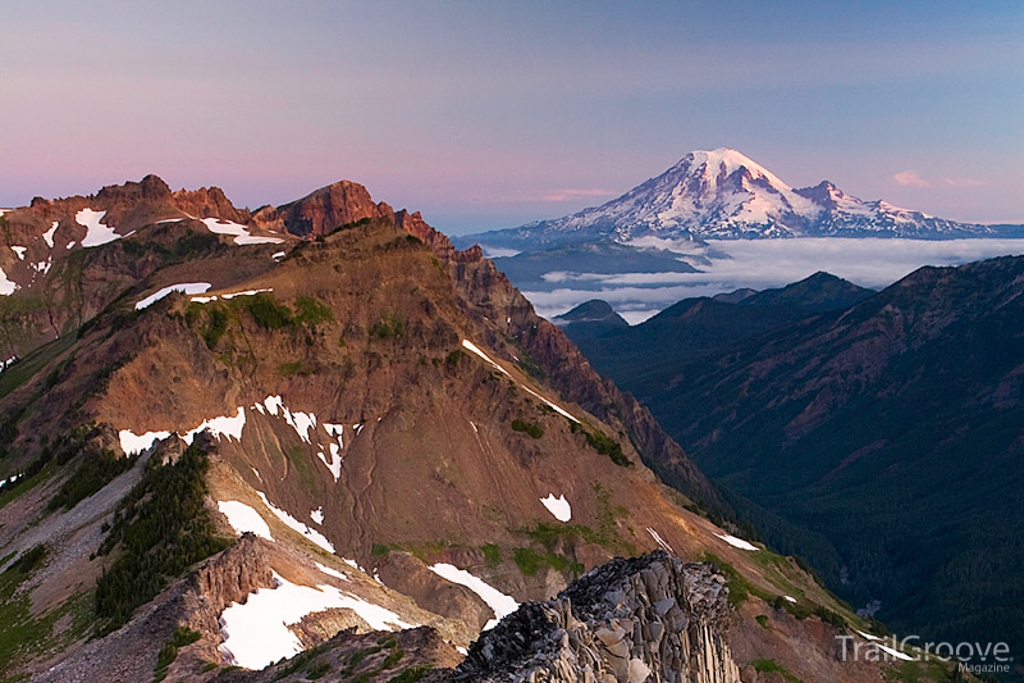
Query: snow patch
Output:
[[66, 241, 76, 250], [310, 507, 324, 525], [0, 473, 23, 488], [32, 259, 52, 275], [135, 282, 212, 310], [256, 491, 335, 553], [184, 407, 247, 444], [429, 564, 519, 630], [461, 339, 579, 422], [42, 222, 58, 248], [219, 572, 414, 670], [10, 246, 26, 259], [118, 429, 173, 456], [540, 494, 572, 523], [190, 287, 273, 304], [202, 217, 284, 246], [855, 629, 879, 640], [218, 501, 273, 541], [256, 395, 317, 444], [876, 642, 915, 661], [316, 445, 343, 482], [272, 251, 286, 261], [715, 533, 758, 551], [646, 527, 674, 554], [0, 267, 17, 296], [315, 562, 351, 582], [784, 595, 797, 604], [77, 209, 123, 247], [0, 357, 17, 374]]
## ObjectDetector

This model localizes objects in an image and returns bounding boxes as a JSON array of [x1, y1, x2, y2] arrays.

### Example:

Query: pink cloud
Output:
[[893, 170, 930, 187]]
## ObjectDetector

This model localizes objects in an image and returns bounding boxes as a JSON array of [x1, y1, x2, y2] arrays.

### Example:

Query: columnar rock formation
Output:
[[452, 551, 741, 683]]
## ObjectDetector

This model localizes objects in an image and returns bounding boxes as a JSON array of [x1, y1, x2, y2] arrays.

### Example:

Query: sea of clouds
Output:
[[521, 238, 1024, 324]]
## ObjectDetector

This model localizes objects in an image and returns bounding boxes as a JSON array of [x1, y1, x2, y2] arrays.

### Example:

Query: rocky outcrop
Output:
[[254, 180, 393, 237], [452, 551, 740, 683], [172, 185, 252, 225], [173, 533, 276, 669]]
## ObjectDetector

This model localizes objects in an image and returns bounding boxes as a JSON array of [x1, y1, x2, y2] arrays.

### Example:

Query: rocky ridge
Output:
[[453, 551, 739, 683]]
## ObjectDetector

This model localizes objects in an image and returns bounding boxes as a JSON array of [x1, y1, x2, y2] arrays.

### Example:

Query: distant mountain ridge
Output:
[[571, 256, 1024, 665], [460, 148, 1022, 251], [563, 272, 876, 396]]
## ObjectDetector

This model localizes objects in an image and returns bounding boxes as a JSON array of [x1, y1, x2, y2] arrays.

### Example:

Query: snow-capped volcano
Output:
[[461, 148, 1010, 251]]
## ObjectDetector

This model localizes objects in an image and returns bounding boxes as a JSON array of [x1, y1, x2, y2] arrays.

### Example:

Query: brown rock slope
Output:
[[0, 178, 922, 683]]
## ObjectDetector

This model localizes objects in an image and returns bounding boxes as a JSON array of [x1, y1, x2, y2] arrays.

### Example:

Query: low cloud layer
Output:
[[522, 238, 1024, 323]]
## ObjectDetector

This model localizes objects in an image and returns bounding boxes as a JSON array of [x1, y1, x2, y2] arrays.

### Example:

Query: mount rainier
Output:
[[460, 148, 1020, 252]]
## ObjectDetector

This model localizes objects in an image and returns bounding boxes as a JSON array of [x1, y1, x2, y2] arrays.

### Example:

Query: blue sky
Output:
[[1, 0, 1021, 233]]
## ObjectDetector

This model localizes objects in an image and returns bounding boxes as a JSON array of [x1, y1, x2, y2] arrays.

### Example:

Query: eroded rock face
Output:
[[257, 180, 393, 237], [452, 551, 741, 683]]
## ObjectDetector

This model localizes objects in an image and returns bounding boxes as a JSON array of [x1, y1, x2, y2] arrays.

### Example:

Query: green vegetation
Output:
[[305, 660, 332, 679], [481, 543, 502, 567], [511, 418, 544, 439], [512, 546, 582, 577], [93, 445, 230, 634], [755, 614, 770, 629], [571, 422, 630, 467], [332, 216, 374, 234], [0, 333, 77, 400], [370, 313, 405, 340], [381, 647, 404, 668], [245, 293, 294, 330], [294, 296, 334, 326], [47, 448, 137, 512], [0, 546, 92, 678], [752, 659, 803, 683], [203, 308, 229, 349]]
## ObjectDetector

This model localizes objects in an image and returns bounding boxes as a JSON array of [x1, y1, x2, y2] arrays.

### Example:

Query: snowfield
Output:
[[134, 282, 212, 310], [429, 563, 519, 630], [202, 217, 284, 245], [218, 501, 273, 541], [77, 209, 125, 247], [715, 533, 758, 551], [118, 429, 173, 456], [219, 573, 415, 669], [256, 491, 335, 553], [42, 221, 59, 248]]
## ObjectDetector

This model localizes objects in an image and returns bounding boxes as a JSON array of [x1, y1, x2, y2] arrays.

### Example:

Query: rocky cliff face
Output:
[[254, 180, 393, 237], [453, 551, 739, 683]]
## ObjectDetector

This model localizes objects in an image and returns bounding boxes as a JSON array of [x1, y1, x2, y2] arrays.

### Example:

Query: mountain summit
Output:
[[461, 148, 1013, 251]]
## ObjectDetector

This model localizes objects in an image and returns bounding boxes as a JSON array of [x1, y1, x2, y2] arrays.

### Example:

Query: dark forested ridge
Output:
[[571, 257, 1024, 661]]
